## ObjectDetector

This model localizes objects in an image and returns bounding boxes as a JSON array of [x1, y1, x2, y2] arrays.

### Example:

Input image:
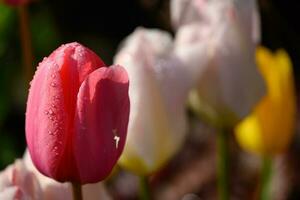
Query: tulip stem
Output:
[[217, 128, 230, 200], [260, 156, 273, 200], [72, 182, 83, 200], [139, 176, 151, 200], [18, 5, 34, 83]]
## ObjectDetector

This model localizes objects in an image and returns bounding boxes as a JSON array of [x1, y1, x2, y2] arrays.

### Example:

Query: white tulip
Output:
[[173, 0, 265, 126], [114, 27, 190, 175]]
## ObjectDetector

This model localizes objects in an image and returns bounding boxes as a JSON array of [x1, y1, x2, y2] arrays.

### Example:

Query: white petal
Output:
[[23, 150, 112, 200], [114, 27, 189, 173], [173, 0, 265, 125]]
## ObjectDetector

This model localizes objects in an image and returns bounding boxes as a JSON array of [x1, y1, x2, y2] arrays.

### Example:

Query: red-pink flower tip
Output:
[[25, 42, 130, 184]]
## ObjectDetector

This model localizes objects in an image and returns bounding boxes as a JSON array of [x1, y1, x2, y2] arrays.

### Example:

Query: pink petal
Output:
[[0, 159, 42, 200], [26, 57, 69, 180], [0, 187, 19, 200], [74, 65, 130, 183], [26, 42, 106, 182]]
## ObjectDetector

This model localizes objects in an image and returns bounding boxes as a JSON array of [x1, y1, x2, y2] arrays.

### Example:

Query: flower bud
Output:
[[114, 28, 189, 175], [235, 47, 296, 155], [173, 0, 265, 127], [26, 42, 130, 184]]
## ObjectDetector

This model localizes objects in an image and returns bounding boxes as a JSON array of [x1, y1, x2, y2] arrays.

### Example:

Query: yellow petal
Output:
[[235, 46, 296, 155]]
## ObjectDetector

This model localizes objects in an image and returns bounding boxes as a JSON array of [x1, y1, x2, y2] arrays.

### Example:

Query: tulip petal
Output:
[[26, 42, 106, 182], [0, 159, 42, 200], [26, 57, 69, 180], [74, 65, 130, 183], [115, 28, 189, 174], [0, 187, 19, 200], [173, 0, 265, 126]]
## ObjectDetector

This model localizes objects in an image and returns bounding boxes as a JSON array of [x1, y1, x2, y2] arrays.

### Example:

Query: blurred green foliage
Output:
[[0, 3, 63, 169]]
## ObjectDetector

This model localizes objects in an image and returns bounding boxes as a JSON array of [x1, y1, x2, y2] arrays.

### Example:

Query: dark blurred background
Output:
[[0, 0, 300, 192]]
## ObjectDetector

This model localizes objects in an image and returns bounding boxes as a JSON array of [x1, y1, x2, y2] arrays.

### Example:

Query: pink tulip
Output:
[[172, 0, 265, 126], [26, 42, 130, 184]]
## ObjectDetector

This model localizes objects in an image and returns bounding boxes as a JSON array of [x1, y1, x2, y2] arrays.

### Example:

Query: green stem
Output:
[[18, 5, 33, 83], [139, 176, 151, 200], [217, 128, 230, 200], [72, 182, 83, 200], [260, 156, 273, 200]]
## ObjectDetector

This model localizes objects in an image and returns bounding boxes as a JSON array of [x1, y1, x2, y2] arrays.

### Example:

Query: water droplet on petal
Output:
[[49, 109, 54, 115]]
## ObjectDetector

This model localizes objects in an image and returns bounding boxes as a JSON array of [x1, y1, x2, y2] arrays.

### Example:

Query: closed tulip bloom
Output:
[[114, 28, 189, 175], [26, 42, 130, 184], [173, 0, 265, 127], [235, 47, 296, 155]]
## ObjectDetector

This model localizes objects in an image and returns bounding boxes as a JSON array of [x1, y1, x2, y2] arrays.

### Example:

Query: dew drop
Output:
[[49, 116, 56, 121], [53, 95, 60, 100], [48, 109, 54, 115]]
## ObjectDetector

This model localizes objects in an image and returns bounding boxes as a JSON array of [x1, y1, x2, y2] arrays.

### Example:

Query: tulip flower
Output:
[[171, 1, 265, 199], [235, 46, 296, 200], [25, 42, 130, 185], [235, 47, 296, 156], [171, 0, 261, 44], [114, 27, 190, 175], [173, 0, 265, 127]]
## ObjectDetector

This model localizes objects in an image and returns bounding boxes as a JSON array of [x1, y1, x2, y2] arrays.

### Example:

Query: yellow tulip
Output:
[[235, 47, 296, 155]]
